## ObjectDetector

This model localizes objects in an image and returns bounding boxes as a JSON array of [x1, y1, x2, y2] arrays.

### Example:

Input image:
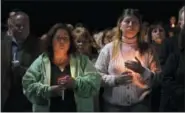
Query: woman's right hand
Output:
[[115, 71, 133, 85]]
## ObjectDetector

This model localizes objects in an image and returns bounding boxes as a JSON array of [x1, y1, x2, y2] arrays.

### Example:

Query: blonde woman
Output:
[[95, 9, 161, 112]]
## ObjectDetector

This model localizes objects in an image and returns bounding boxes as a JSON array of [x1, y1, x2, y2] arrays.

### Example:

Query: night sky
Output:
[[2, 1, 185, 36]]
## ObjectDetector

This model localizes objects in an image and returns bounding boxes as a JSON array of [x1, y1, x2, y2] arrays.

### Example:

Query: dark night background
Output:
[[2, 1, 185, 36]]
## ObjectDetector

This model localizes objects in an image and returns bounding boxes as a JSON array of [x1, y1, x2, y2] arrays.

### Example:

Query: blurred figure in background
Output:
[[165, 16, 179, 38], [95, 9, 161, 112], [1, 10, 40, 112], [170, 16, 177, 28], [66, 24, 74, 31], [160, 6, 185, 112], [73, 26, 98, 63], [101, 28, 114, 47], [148, 22, 166, 57], [93, 31, 104, 52], [147, 22, 166, 111], [160, 18, 180, 68]]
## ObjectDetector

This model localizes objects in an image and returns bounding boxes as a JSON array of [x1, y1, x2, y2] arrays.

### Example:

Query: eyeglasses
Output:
[[54, 36, 69, 42]]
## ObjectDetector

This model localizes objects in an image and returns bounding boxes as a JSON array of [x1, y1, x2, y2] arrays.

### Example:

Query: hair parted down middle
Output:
[[112, 8, 150, 59]]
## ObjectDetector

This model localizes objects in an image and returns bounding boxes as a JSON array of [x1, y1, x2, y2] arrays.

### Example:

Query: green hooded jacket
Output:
[[22, 53, 101, 112]]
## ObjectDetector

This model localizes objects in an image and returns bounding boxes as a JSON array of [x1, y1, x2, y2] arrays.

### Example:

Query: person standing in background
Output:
[[147, 22, 167, 111], [165, 16, 179, 38], [1, 10, 41, 112], [160, 6, 185, 112]]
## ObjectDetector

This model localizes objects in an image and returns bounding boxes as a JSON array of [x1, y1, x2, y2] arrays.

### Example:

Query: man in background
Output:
[[1, 10, 41, 112]]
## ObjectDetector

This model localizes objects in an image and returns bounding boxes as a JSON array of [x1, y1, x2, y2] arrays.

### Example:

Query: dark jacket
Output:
[[161, 50, 185, 111], [1, 34, 42, 111], [1, 34, 12, 110], [159, 36, 178, 68]]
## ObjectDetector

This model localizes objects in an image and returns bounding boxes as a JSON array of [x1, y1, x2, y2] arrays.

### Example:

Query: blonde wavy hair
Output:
[[73, 26, 99, 51]]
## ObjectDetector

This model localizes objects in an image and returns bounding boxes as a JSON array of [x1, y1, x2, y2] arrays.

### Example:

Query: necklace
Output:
[[58, 61, 69, 72], [59, 67, 65, 72]]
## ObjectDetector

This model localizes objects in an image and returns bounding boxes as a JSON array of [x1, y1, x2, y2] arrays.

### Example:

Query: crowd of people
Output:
[[1, 6, 185, 112]]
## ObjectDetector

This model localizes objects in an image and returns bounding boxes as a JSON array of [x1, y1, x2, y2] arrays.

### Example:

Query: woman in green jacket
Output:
[[22, 23, 101, 112]]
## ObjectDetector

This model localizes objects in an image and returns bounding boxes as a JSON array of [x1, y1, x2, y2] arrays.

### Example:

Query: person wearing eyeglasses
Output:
[[22, 23, 101, 112]]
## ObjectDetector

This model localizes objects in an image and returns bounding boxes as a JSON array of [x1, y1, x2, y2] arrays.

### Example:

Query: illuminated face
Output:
[[170, 16, 176, 24], [52, 29, 70, 55], [120, 15, 140, 39]]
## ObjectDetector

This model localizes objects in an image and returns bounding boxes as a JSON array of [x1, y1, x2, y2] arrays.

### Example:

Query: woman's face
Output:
[[151, 25, 165, 44], [52, 29, 70, 54], [120, 15, 140, 39], [170, 16, 176, 24], [75, 36, 91, 54]]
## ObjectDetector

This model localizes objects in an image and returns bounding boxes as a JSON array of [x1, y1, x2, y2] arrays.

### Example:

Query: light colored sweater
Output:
[[95, 38, 161, 106]]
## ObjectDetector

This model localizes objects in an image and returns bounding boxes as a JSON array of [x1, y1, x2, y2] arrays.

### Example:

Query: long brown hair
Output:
[[112, 9, 149, 59], [147, 22, 166, 44]]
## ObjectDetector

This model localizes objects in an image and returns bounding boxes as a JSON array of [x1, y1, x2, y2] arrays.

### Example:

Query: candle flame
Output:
[[171, 24, 175, 28]]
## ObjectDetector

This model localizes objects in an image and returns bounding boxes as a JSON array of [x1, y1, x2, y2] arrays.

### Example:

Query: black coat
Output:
[[162, 50, 185, 111], [159, 36, 178, 68], [1, 34, 12, 110], [1, 34, 41, 111]]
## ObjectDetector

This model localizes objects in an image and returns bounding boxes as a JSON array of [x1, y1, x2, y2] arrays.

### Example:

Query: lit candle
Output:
[[61, 90, 64, 100], [171, 24, 175, 28], [57, 76, 68, 100]]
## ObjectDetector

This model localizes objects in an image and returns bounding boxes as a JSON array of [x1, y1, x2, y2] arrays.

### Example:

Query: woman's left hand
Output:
[[58, 76, 75, 89], [125, 57, 145, 74], [65, 76, 75, 89]]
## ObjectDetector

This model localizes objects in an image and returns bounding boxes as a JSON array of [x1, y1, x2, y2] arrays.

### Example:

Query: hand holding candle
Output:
[[57, 75, 75, 100], [57, 75, 69, 100]]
